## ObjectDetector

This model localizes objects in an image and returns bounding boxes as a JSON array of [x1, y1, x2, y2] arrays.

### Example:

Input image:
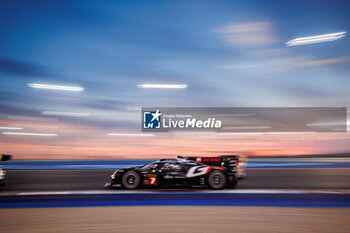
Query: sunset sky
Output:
[[0, 0, 349, 159]]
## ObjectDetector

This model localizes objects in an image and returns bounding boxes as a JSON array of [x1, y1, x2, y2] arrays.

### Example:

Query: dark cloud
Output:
[[0, 57, 46, 77], [80, 99, 129, 111], [0, 100, 138, 131], [0, 102, 39, 118]]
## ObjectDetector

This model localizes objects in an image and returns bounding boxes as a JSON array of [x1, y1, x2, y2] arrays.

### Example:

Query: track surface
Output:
[[2, 207, 349, 233], [2, 168, 350, 192], [2, 166, 349, 232]]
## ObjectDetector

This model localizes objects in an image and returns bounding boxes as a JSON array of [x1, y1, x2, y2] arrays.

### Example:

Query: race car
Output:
[[0, 154, 11, 187], [105, 155, 239, 190], [0, 166, 5, 186]]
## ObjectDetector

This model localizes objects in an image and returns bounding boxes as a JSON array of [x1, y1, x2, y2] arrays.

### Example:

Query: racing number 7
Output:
[[149, 177, 157, 185]]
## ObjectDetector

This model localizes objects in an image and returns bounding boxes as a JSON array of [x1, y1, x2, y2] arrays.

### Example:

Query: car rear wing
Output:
[[182, 155, 239, 168]]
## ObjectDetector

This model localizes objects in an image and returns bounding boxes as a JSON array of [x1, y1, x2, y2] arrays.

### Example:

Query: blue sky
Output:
[[0, 0, 349, 158]]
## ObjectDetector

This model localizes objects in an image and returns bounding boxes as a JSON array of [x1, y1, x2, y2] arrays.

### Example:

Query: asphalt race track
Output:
[[2, 168, 350, 192], [1, 167, 349, 232], [1, 166, 349, 208]]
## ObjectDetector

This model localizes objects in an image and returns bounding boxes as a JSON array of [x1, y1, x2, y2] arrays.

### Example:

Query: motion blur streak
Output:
[[222, 126, 271, 129], [27, 83, 84, 92], [137, 84, 188, 88], [306, 121, 345, 127], [107, 133, 154, 137], [1, 132, 58, 136], [267, 132, 317, 134], [8, 116, 57, 122], [1, 193, 349, 208], [0, 126, 23, 130], [41, 111, 90, 117], [218, 132, 264, 136], [286, 31, 346, 46]]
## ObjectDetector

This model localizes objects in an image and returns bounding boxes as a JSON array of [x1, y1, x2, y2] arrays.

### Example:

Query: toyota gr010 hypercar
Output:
[[105, 155, 241, 190], [0, 166, 5, 186], [0, 154, 11, 187]]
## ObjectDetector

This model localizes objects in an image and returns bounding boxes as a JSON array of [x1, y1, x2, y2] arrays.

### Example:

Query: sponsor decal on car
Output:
[[203, 157, 221, 162], [185, 166, 210, 178], [147, 174, 158, 185]]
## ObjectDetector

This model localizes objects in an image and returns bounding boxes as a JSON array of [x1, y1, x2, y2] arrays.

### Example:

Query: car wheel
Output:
[[207, 171, 226, 189], [122, 171, 140, 189]]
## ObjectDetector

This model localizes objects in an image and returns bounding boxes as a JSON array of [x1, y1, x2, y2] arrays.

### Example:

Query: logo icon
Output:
[[185, 166, 210, 178], [143, 109, 162, 129]]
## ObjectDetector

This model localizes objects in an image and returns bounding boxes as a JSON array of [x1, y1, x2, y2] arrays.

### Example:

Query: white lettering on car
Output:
[[186, 166, 209, 178]]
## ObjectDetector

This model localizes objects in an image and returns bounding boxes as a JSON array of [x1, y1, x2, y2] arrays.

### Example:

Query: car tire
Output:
[[207, 170, 227, 189], [122, 171, 141, 189]]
